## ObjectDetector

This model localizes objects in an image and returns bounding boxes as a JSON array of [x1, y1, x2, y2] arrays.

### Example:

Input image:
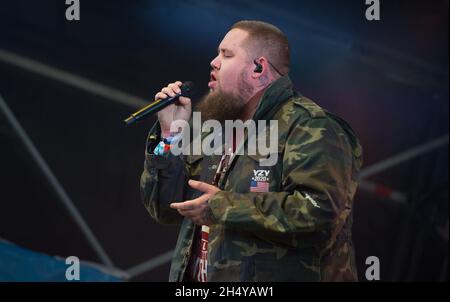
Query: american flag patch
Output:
[[250, 180, 269, 192]]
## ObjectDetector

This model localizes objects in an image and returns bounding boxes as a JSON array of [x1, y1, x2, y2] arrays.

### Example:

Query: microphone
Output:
[[124, 81, 195, 125]]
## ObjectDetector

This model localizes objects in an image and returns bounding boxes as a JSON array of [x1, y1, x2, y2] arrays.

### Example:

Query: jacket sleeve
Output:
[[140, 123, 188, 225], [207, 116, 361, 248]]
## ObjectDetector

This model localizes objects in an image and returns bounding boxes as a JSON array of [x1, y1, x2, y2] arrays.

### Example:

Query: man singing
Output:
[[140, 20, 363, 282]]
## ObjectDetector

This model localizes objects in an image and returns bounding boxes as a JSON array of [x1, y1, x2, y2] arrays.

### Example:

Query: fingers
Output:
[[161, 87, 176, 98], [176, 208, 204, 226], [170, 194, 209, 210], [177, 208, 196, 217], [154, 91, 168, 100], [168, 82, 182, 94], [155, 81, 183, 100], [188, 179, 218, 194], [170, 200, 194, 211], [171, 201, 194, 210], [178, 96, 191, 106]]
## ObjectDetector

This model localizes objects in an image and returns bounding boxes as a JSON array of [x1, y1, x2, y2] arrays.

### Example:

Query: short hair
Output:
[[230, 20, 290, 76]]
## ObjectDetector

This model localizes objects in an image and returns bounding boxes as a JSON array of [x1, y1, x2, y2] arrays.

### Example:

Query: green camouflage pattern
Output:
[[140, 76, 363, 281]]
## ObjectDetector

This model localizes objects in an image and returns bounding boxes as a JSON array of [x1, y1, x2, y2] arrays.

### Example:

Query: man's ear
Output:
[[253, 59, 263, 73], [251, 57, 266, 79], [251, 57, 271, 87]]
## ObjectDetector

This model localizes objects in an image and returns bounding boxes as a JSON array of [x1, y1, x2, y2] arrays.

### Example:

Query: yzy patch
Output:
[[252, 170, 270, 182], [250, 170, 270, 193]]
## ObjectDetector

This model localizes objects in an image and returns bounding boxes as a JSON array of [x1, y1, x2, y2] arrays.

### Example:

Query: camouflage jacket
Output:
[[140, 76, 363, 282]]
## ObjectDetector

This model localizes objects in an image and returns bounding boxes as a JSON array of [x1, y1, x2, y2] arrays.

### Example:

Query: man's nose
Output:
[[210, 56, 220, 70]]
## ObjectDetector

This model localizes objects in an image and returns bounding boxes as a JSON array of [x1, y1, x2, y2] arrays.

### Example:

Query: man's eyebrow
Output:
[[217, 47, 233, 54]]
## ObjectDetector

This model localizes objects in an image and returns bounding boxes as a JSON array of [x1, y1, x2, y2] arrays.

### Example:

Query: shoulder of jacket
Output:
[[275, 95, 327, 125], [292, 96, 327, 119]]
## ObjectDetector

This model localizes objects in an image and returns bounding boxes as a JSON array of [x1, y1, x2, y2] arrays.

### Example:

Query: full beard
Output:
[[194, 90, 244, 124], [195, 73, 253, 124]]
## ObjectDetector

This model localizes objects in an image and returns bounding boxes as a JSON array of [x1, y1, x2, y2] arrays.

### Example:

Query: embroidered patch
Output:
[[250, 169, 270, 192]]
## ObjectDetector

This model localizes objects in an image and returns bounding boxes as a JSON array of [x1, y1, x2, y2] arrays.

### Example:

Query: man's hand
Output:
[[170, 180, 221, 226], [155, 81, 192, 137]]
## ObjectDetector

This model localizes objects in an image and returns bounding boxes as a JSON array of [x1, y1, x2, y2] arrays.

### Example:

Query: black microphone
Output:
[[124, 81, 195, 125]]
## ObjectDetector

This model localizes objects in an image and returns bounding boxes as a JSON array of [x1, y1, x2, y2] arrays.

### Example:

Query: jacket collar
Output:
[[252, 75, 295, 121]]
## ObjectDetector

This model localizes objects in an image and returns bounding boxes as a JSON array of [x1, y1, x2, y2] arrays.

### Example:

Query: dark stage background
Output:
[[0, 0, 448, 281]]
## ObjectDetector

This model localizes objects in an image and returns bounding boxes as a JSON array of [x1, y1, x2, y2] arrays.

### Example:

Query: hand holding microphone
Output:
[[155, 81, 192, 137], [124, 81, 194, 137]]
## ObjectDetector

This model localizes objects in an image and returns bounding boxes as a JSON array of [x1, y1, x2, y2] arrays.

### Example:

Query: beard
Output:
[[195, 71, 254, 124], [195, 90, 244, 124]]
